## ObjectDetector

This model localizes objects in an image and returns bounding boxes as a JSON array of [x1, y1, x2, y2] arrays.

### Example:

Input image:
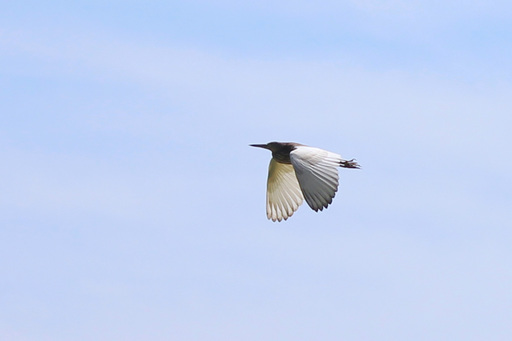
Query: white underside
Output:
[[265, 146, 342, 221]]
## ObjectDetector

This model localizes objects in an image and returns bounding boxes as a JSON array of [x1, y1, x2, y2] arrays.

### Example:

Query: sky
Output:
[[1, 1, 512, 340]]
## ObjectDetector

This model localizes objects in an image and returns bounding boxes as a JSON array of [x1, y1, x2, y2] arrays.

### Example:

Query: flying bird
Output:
[[251, 142, 360, 222]]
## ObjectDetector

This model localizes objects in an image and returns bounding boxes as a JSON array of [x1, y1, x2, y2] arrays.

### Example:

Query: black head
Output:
[[249, 141, 286, 153], [250, 142, 302, 163]]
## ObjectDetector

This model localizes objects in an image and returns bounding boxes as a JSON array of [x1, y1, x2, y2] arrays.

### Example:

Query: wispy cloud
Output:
[[3, 24, 511, 158], [2, 9, 512, 339]]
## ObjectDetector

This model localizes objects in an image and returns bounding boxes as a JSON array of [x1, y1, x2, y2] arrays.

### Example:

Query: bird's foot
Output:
[[341, 159, 361, 169]]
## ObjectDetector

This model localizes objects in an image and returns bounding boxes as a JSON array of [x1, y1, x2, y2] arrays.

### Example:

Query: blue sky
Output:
[[1, 1, 512, 340]]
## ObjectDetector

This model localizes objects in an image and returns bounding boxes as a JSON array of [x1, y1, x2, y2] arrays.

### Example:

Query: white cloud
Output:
[[3, 24, 511, 162], [2, 14, 512, 341]]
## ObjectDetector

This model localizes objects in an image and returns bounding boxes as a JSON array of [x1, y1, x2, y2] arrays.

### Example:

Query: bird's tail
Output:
[[340, 158, 360, 169]]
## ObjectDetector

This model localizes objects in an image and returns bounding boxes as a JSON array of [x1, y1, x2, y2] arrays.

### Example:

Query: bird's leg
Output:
[[340, 159, 360, 169]]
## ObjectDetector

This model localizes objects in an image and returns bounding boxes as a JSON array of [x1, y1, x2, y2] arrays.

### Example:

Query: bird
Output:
[[250, 142, 360, 222]]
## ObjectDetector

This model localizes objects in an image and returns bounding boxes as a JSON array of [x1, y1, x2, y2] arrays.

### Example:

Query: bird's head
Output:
[[250, 142, 287, 153]]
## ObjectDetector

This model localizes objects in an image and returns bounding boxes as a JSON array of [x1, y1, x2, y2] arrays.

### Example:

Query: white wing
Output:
[[266, 158, 304, 222], [290, 146, 341, 211]]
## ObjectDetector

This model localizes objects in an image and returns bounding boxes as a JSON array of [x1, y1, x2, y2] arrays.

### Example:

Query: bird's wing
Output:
[[266, 158, 304, 222], [290, 146, 341, 211]]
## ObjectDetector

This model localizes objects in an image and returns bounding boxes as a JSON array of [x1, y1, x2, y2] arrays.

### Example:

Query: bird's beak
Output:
[[250, 144, 269, 149]]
